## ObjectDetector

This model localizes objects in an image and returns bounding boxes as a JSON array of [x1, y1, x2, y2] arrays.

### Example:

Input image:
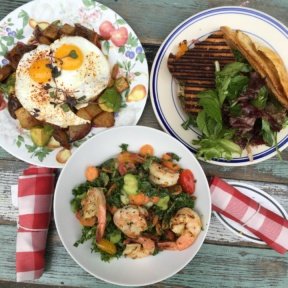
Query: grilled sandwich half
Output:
[[168, 27, 288, 114], [167, 30, 236, 114]]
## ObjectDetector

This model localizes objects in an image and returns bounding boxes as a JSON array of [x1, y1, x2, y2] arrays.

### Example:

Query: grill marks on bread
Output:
[[168, 31, 236, 114]]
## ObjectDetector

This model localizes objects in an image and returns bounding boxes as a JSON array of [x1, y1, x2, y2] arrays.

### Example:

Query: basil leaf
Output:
[[232, 49, 247, 63], [216, 62, 250, 77], [99, 87, 121, 112], [227, 75, 249, 100], [196, 110, 209, 137], [198, 90, 222, 124]]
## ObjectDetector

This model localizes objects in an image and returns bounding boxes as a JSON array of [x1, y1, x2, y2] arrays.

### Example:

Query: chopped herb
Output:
[[51, 66, 61, 78], [44, 83, 52, 90], [68, 49, 78, 59], [60, 103, 70, 112], [77, 95, 86, 102], [49, 91, 56, 98], [119, 143, 128, 152], [168, 152, 181, 161], [66, 96, 77, 107], [181, 115, 196, 130]]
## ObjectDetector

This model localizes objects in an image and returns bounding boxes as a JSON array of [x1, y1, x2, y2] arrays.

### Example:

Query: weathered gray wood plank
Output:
[[1, 224, 287, 288]]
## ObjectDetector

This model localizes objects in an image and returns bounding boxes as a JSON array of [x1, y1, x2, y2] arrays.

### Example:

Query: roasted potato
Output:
[[47, 136, 61, 149], [6, 42, 37, 69], [74, 23, 102, 49], [0, 64, 14, 82], [93, 112, 115, 127], [76, 103, 102, 121], [111, 64, 119, 80], [33, 26, 52, 44], [15, 107, 41, 129], [56, 148, 71, 164], [52, 128, 70, 149], [68, 123, 91, 142], [59, 23, 75, 36], [115, 77, 129, 93], [42, 23, 59, 40], [8, 96, 22, 119], [84, 103, 102, 118], [76, 108, 92, 121]]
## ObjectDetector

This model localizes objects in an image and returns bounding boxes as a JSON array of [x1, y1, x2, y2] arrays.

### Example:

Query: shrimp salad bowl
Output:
[[54, 126, 211, 286]]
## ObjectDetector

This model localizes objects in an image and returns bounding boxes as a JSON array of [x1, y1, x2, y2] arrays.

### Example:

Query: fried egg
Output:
[[15, 36, 110, 128]]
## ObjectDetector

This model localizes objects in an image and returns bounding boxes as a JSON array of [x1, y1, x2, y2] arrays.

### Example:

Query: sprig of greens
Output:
[[190, 62, 252, 160]]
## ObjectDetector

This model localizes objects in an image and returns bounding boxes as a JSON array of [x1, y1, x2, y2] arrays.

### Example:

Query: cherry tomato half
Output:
[[178, 169, 195, 194]]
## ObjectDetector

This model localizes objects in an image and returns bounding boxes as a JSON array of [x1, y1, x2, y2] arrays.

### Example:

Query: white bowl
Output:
[[54, 126, 211, 286]]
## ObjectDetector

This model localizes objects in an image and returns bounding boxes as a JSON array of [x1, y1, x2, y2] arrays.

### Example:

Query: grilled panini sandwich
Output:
[[168, 27, 288, 113], [167, 30, 236, 114]]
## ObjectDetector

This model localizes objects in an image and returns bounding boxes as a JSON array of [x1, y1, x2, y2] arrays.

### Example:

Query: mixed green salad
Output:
[[182, 52, 288, 160]]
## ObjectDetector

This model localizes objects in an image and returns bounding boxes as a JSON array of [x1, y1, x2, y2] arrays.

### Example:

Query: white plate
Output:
[[0, 0, 148, 168], [150, 6, 288, 166], [214, 181, 288, 244], [54, 126, 211, 286]]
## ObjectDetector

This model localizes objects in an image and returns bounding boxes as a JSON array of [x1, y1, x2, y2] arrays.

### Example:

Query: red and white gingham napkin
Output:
[[210, 177, 288, 254], [16, 166, 55, 282]]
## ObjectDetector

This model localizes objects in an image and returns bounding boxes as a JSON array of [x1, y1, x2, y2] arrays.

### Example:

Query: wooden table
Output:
[[1, 0, 288, 287]]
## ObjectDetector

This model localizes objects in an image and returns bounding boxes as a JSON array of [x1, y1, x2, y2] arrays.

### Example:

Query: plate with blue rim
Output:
[[214, 181, 288, 244], [150, 6, 288, 166]]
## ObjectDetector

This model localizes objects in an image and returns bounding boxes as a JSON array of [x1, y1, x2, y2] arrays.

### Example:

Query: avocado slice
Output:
[[30, 125, 54, 147]]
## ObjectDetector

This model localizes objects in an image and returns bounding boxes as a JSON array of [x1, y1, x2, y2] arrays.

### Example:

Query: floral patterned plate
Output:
[[0, 0, 148, 168]]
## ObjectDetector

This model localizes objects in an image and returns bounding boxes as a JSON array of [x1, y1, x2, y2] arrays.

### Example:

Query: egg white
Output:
[[15, 36, 110, 128], [51, 36, 110, 102]]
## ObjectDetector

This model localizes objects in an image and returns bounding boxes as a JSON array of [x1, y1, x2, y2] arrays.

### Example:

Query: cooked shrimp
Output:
[[123, 237, 155, 259], [149, 162, 179, 187], [158, 208, 201, 251], [113, 205, 148, 238], [81, 187, 106, 242]]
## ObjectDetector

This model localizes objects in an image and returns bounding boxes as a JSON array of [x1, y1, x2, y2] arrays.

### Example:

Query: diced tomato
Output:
[[118, 162, 127, 175], [178, 169, 195, 194], [118, 162, 136, 175]]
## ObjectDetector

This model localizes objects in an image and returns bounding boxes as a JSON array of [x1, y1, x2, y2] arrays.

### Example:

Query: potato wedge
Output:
[[93, 112, 115, 127], [59, 23, 75, 36], [47, 136, 61, 149], [15, 107, 41, 129], [0, 64, 14, 82], [76, 108, 92, 121], [53, 128, 70, 149], [8, 96, 22, 119], [115, 77, 129, 93], [42, 23, 59, 40], [84, 103, 103, 118], [56, 148, 71, 164], [68, 123, 91, 142]]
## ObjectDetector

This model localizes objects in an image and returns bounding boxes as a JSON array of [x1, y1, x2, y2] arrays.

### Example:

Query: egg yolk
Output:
[[29, 58, 52, 83], [54, 44, 83, 70]]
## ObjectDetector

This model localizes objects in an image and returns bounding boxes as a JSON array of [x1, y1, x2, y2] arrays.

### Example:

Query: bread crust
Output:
[[220, 26, 288, 109]]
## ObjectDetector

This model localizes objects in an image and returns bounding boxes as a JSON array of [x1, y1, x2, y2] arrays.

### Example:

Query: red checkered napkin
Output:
[[16, 166, 55, 282], [210, 177, 288, 254]]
